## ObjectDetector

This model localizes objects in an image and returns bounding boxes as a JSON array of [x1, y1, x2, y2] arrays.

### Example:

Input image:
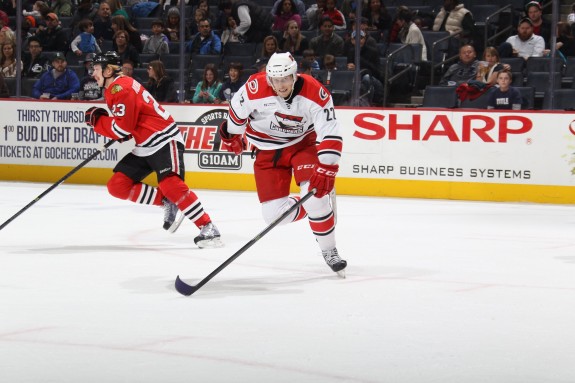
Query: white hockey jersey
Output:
[[227, 72, 343, 165]]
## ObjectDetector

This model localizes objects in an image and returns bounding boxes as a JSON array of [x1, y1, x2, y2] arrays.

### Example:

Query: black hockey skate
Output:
[[322, 248, 347, 278], [194, 222, 223, 248], [162, 198, 184, 233]]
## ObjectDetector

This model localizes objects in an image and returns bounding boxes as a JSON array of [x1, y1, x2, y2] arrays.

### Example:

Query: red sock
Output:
[[159, 175, 211, 227], [107, 172, 163, 206]]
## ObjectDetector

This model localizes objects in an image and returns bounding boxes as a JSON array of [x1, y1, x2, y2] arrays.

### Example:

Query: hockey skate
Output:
[[162, 198, 184, 233], [322, 248, 347, 278], [194, 222, 223, 248]]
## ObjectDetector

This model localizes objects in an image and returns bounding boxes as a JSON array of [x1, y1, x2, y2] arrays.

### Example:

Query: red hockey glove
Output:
[[85, 106, 108, 128], [309, 163, 339, 198], [219, 120, 243, 155]]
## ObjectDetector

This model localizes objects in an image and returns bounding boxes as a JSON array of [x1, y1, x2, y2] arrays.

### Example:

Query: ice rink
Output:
[[1, 181, 575, 383]]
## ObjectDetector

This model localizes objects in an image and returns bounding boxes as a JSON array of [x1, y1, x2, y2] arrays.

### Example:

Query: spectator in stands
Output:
[[432, 0, 474, 44], [146, 59, 177, 103], [253, 56, 268, 72], [51, 0, 73, 18], [487, 70, 522, 110], [114, 30, 140, 67], [218, 61, 243, 104], [70, 0, 95, 37], [0, 26, 15, 45], [190, 7, 206, 37], [321, 0, 346, 31], [221, 0, 273, 43], [556, 22, 575, 58], [322, 53, 337, 86], [345, 29, 381, 82], [525, 1, 550, 48], [21, 15, 36, 44], [0, 41, 22, 77], [107, 0, 129, 21], [476, 46, 509, 85], [32, 51, 80, 99], [221, 15, 241, 45], [120, 59, 142, 82], [272, 0, 302, 32], [272, 0, 305, 17], [35, 12, 69, 52], [90, 0, 113, 46], [279, 19, 309, 56], [260, 35, 280, 59], [310, 17, 344, 57], [142, 19, 169, 55], [341, 0, 367, 21], [499, 18, 545, 60], [192, 63, 222, 104], [302, 49, 320, 70], [71, 19, 101, 57], [346, 30, 384, 105], [0, 72, 8, 97], [305, 0, 326, 31], [23, 1, 47, 18], [196, 0, 217, 28], [111, 15, 142, 53], [23, 36, 49, 78], [186, 18, 221, 55], [345, 16, 376, 50], [439, 44, 478, 86], [78, 52, 103, 100], [362, 0, 391, 36], [164, 7, 190, 43], [395, 8, 427, 62]]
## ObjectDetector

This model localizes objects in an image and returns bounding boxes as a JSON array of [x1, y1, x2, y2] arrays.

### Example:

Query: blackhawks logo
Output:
[[110, 84, 123, 94]]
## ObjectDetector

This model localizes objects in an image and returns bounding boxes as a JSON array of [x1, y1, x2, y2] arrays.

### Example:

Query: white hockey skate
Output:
[[194, 222, 223, 248], [162, 198, 184, 233], [322, 248, 347, 278]]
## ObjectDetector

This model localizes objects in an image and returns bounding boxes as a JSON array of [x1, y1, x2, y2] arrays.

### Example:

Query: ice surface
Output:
[[1, 181, 575, 383]]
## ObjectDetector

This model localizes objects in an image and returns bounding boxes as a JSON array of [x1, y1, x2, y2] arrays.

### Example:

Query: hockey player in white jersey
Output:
[[219, 52, 346, 276]]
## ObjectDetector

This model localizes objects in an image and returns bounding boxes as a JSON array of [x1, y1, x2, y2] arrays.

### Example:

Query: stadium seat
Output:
[[422, 86, 458, 108]]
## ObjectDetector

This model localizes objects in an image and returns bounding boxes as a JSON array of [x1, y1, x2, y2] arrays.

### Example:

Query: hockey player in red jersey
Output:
[[84, 51, 222, 248], [219, 52, 346, 275]]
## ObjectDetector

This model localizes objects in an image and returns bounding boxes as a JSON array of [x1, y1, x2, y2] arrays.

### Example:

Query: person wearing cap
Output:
[[525, 1, 551, 48], [31, 51, 80, 99], [78, 53, 103, 101], [499, 17, 545, 60], [23, 36, 49, 78], [35, 12, 69, 52]]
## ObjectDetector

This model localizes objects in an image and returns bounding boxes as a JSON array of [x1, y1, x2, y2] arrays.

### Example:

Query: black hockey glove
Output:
[[85, 106, 108, 128]]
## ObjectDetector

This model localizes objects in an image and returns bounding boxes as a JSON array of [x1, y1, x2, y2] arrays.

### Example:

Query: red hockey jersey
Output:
[[94, 75, 183, 157]]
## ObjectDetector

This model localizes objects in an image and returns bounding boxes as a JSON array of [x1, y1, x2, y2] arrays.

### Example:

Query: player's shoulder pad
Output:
[[298, 74, 331, 107], [244, 72, 275, 99]]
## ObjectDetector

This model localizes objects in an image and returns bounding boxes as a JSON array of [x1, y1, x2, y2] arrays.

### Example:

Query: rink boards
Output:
[[1, 99, 574, 204]]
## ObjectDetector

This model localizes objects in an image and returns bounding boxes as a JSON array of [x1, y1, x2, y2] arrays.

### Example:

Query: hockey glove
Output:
[[219, 120, 243, 155], [85, 106, 108, 128], [309, 163, 339, 198]]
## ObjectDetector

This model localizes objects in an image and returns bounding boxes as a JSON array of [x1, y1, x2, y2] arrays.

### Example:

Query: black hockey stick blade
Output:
[[175, 188, 317, 296], [0, 140, 116, 231]]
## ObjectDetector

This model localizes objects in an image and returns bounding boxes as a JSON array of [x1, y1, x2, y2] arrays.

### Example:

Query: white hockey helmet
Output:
[[266, 52, 298, 80]]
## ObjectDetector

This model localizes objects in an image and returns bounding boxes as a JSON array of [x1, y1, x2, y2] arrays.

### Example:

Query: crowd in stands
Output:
[[0, 0, 572, 110]]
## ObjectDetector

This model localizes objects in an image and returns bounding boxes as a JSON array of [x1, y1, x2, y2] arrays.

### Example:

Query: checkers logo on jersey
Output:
[[247, 79, 258, 94], [178, 109, 242, 170]]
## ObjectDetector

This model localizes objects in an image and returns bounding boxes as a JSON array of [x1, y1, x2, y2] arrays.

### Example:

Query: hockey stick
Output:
[[0, 140, 116, 231], [175, 188, 317, 296]]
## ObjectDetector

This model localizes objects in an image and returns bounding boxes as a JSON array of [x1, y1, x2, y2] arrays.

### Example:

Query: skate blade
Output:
[[196, 237, 224, 249], [336, 269, 346, 279], [167, 213, 186, 234]]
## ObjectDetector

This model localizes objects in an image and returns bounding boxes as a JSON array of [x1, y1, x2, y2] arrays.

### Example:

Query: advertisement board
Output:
[[1, 99, 574, 203]]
